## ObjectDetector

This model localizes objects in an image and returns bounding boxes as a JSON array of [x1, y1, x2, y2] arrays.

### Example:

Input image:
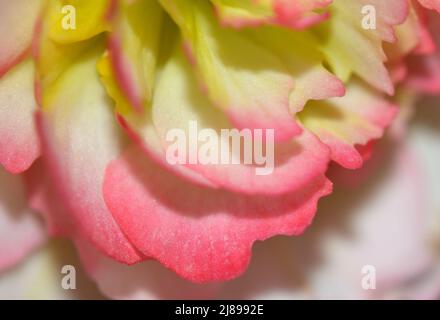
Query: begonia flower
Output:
[[0, 0, 439, 290]]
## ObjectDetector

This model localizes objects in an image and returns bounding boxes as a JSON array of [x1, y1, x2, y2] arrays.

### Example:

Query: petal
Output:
[[299, 79, 398, 169], [36, 41, 143, 264], [315, 0, 409, 95], [211, 0, 332, 29], [334, 0, 409, 42], [103, 143, 333, 283], [0, 60, 40, 173], [0, 0, 42, 76], [107, 0, 164, 113], [248, 26, 345, 114], [0, 167, 45, 271], [384, 5, 432, 65]]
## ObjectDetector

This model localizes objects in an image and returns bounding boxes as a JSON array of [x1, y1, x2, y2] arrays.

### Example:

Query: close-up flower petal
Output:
[[0, 0, 439, 302]]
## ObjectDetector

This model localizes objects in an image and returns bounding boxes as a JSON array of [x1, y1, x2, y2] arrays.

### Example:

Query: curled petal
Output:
[[103, 143, 333, 283], [248, 27, 345, 114], [316, 0, 409, 94], [299, 80, 398, 169]]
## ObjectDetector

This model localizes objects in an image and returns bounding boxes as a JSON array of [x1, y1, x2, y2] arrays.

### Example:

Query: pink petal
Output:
[[0, 60, 40, 173], [273, 0, 332, 29], [362, 0, 409, 42], [299, 80, 398, 170], [36, 47, 143, 265]]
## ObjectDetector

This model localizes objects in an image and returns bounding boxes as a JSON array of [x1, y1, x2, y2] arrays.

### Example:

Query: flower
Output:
[[0, 0, 439, 288]]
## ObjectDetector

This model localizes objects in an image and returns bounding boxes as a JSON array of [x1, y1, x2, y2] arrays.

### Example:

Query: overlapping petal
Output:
[[299, 80, 398, 169], [315, 0, 408, 94], [97, 44, 334, 281], [103, 142, 332, 282]]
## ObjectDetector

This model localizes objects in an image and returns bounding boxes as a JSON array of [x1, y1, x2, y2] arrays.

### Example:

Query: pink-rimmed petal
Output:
[[37, 44, 143, 265], [103, 143, 332, 283], [299, 80, 398, 169], [0, 60, 40, 174]]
